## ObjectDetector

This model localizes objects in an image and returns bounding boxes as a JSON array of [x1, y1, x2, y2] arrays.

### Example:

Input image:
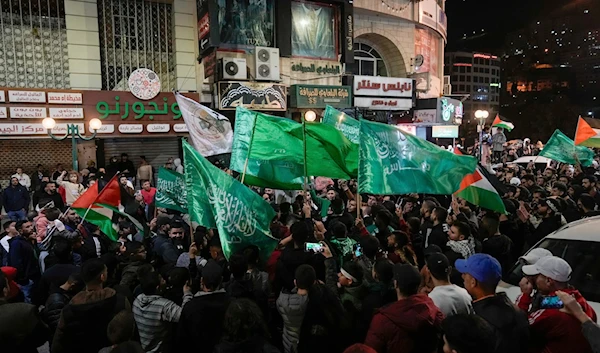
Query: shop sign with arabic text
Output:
[[289, 85, 351, 109], [353, 75, 414, 98]]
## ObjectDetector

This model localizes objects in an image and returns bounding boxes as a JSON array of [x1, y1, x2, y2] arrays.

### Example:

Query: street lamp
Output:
[[44, 118, 103, 171], [474, 110, 489, 162], [304, 110, 317, 122]]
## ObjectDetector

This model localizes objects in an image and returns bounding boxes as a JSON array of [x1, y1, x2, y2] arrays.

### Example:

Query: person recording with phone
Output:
[[521, 256, 597, 353], [556, 290, 600, 353]]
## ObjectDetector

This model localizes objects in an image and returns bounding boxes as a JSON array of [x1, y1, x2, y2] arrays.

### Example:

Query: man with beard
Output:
[[154, 221, 186, 266], [519, 198, 563, 249], [2, 177, 30, 221], [7, 220, 40, 303], [480, 213, 514, 277], [33, 181, 65, 211], [578, 194, 600, 218], [551, 182, 580, 222], [419, 200, 436, 245], [61, 209, 80, 233], [522, 256, 597, 353], [427, 207, 449, 251], [582, 175, 600, 207]]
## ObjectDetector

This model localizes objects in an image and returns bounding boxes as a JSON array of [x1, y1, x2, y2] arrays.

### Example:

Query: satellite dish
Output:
[[414, 54, 424, 68]]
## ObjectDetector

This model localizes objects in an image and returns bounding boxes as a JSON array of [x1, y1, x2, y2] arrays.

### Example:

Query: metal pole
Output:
[[71, 125, 78, 171], [479, 123, 483, 162]]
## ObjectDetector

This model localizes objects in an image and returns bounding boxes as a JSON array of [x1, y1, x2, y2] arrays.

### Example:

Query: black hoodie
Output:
[[51, 288, 130, 353], [473, 293, 530, 353]]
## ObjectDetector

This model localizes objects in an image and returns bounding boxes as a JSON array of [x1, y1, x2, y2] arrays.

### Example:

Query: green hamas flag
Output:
[[156, 167, 187, 213], [539, 129, 594, 166], [230, 106, 357, 190], [359, 119, 477, 195], [322, 106, 360, 144], [183, 140, 278, 261]]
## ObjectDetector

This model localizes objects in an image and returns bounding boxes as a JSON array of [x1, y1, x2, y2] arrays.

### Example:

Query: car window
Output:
[[505, 239, 600, 302]]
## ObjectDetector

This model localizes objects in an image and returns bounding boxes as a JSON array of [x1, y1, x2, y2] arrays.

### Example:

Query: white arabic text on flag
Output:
[[174, 91, 233, 156]]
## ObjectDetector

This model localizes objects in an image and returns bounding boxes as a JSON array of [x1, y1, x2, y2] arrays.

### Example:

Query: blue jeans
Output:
[[19, 279, 34, 304], [7, 210, 26, 221]]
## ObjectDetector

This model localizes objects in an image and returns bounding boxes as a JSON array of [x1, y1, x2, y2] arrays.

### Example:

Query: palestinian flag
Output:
[[72, 176, 143, 241], [575, 116, 600, 148], [454, 148, 506, 214], [492, 115, 514, 132]]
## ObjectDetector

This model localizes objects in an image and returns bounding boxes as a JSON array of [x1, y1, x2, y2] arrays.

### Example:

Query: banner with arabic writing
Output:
[[175, 91, 233, 157], [155, 167, 188, 213]]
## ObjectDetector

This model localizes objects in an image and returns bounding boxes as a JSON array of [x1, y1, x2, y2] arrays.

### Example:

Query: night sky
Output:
[[445, 0, 573, 52]]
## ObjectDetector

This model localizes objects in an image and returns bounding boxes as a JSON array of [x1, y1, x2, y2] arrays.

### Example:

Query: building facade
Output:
[[0, 0, 448, 182], [444, 51, 501, 127]]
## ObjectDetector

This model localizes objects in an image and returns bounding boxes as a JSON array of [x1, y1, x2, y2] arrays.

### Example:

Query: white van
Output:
[[497, 216, 600, 314]]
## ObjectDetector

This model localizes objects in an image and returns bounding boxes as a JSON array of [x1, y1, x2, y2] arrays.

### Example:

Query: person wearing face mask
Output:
[[56, 170, 86, 206], [106, 156, 120, 179]]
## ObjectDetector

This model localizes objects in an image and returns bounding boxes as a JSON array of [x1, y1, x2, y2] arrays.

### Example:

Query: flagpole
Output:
[[302, 116, 309, 194], [241, 112, 258, 185], [78, 204, 92, 225]]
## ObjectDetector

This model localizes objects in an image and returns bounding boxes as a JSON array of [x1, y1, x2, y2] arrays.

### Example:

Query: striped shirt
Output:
[[133, 292, 193, 353]]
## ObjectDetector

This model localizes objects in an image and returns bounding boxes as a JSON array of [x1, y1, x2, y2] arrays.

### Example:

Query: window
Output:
[[485, 68, 490, 74], [455, 56, 471, 64], [98, 0, 175, 91], [459, 66, 466, 73], [466, 85, 471, 91], [452, 75, 458, 82], [459, 75, 465, 81], [292, 2, 337, 59], [353, 43, 387, 76], [467, 66, 472, 73], [473, 67, 479, 73], [485, 77, 490, 83], [0, 0, 70, 88], [458, 84, 465, 91], [466, 76, 471, 82]]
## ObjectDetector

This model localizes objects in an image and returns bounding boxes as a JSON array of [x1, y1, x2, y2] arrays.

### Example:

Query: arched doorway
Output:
[[354, 33, 407, 77]]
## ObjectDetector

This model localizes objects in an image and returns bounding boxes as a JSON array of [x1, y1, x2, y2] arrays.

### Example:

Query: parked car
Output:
[[497, 216, 600, 313]]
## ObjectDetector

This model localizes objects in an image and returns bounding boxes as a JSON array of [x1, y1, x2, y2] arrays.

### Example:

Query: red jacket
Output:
[[365, 293, 444, 353], [528, 288, 597, 353]]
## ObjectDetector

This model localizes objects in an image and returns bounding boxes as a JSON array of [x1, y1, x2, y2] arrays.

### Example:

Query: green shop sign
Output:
[[291, 63, 341, 76], [96, 96, 182, 120], [289, 85, 352, 109]]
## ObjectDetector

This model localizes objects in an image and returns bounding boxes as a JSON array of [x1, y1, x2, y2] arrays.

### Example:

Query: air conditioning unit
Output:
[[443, 84, 452, 95], [443, 75, 451, 86], [254, 46, 280, 81], [219, 58, 247, 80]]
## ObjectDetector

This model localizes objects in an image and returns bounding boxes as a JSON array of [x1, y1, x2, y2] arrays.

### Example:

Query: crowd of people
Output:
[[1, 145, 600, 353]]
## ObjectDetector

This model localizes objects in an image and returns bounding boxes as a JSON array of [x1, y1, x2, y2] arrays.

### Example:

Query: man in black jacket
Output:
[[42, 273, 83, 343], [2, 177, 30, 221], [7, 220, 40, 303], [427, 207, 449, 250], [177, 260, 230, 352], [456, 254, 530, 353], [33, 181, 65, 211], [52, 259, 130, 353]]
